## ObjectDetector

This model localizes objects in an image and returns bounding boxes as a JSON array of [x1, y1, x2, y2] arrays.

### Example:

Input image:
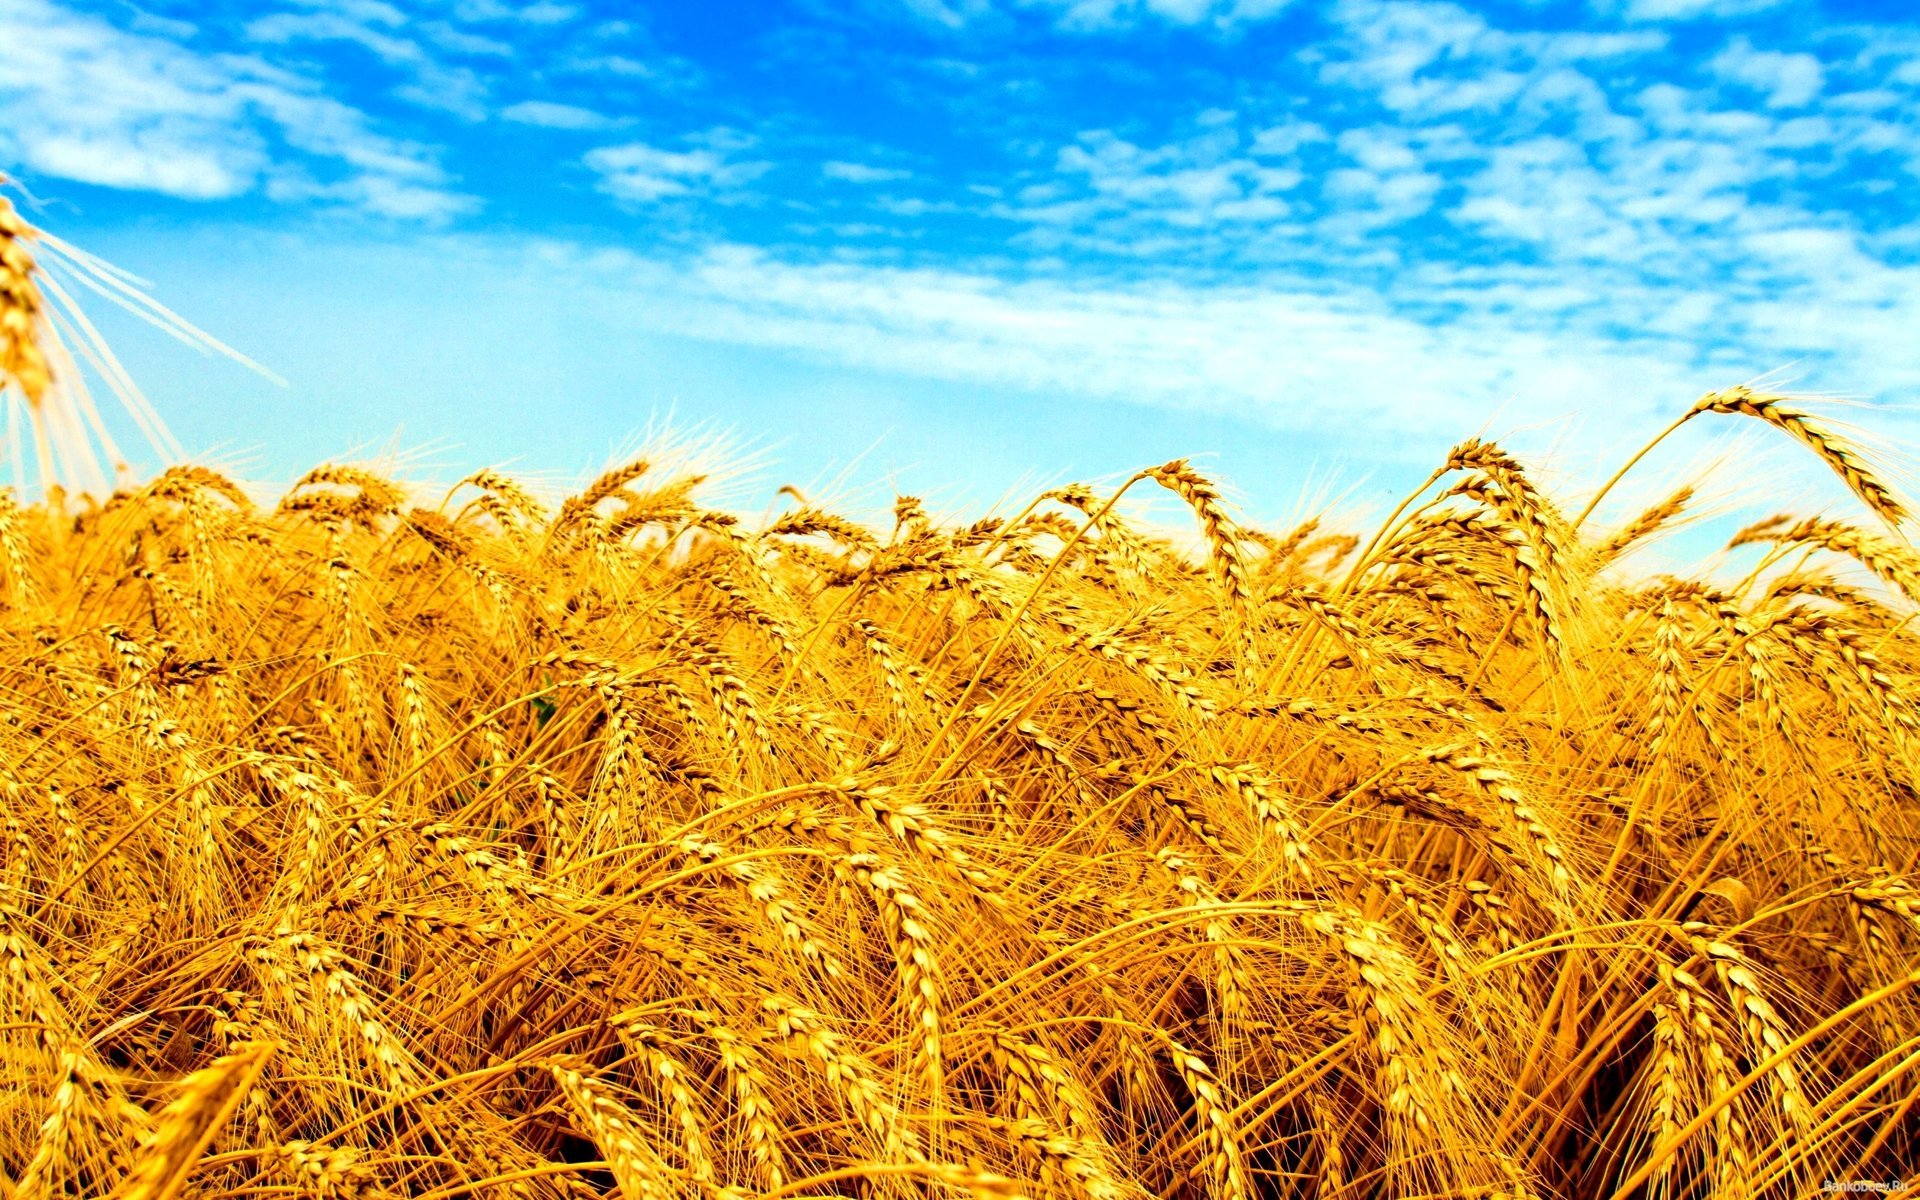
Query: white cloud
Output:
[[1316, 128, 1448, 230], [585, 137, 770, 204], [823, 161, 914, 183], [1614, 0, 1785, 21], [586, 145, 721, 202], [123, 8, 199, 39], [245, 4, 491, 120], [530, 239, 1774, 451], [1326, 169, 1441, 225], [1710, 37, 1823, 109], [273, 170, 472, 220], [501, 100, 619, 129], [874, 195, 959, 216], [1320, 0, 1669, 122], [1015, 125, 1302, 237], [1023, 0, 1294, 29], [427, 25, 515, 57], [550, 20, 703, 90], [0, 0, 467, 217], [1453, 137, 1609, 246], [1319, 0, 1508, 112], [451, 0, 579, 22], [890, 0, 1294, 30], [893, 0, 986, 28], [0, 0, 265, 198], [1250, 120, 1329, 156], [24, 133, 252, 199], [557, 51, 693, 84]]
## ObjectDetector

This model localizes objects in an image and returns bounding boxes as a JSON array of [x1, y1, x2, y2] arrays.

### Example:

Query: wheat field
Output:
[[3, 197, 1920, 1200]]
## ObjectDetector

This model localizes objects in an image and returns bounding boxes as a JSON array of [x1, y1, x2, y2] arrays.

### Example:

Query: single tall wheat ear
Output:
[[0, 177, 275, 495], [1577, 383, 1910, 534], [0, 187, 52, 408], [1689, 386, 1907, 526]]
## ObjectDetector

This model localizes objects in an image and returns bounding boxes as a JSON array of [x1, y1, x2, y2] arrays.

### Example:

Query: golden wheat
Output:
[[5, 191, 1920, 1199]]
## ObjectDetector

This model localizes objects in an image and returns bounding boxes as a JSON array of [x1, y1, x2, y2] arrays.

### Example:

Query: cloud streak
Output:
[[585, 133, 770, 204], [530, 238, 1808, 455], [0, 0, 470, 217]]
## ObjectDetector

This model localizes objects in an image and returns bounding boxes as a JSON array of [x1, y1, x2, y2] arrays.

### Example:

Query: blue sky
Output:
[[3, 0, 1918, 520]]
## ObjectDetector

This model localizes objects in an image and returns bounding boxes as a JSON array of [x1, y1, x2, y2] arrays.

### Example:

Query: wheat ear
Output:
[[548, 1064, 677, 1200], [1691, 387, 1907, 525], [0, 190, 52, 406], [1149, 460, 1257, 668], [116, 1043, 276, 1200]]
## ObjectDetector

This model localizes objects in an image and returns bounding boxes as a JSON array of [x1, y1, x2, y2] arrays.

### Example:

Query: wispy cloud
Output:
[[1709, 36, 1823, 109], [889, 0, 1297, 32], [527, 238, 1731, 455], [552, 18, 703, 89], [245, 2, 493, 119], [1007, 119, 1302, 246], [501, 100, 622, 129], [1614, 0, 1786, 22], [0, 0, 469, 218], [823, 161, 914, 183], [584, 133, 770, 204], [451, 0, 580, 22], [517, 206, 1920, 452], [1021, 0, 1296, 31]]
